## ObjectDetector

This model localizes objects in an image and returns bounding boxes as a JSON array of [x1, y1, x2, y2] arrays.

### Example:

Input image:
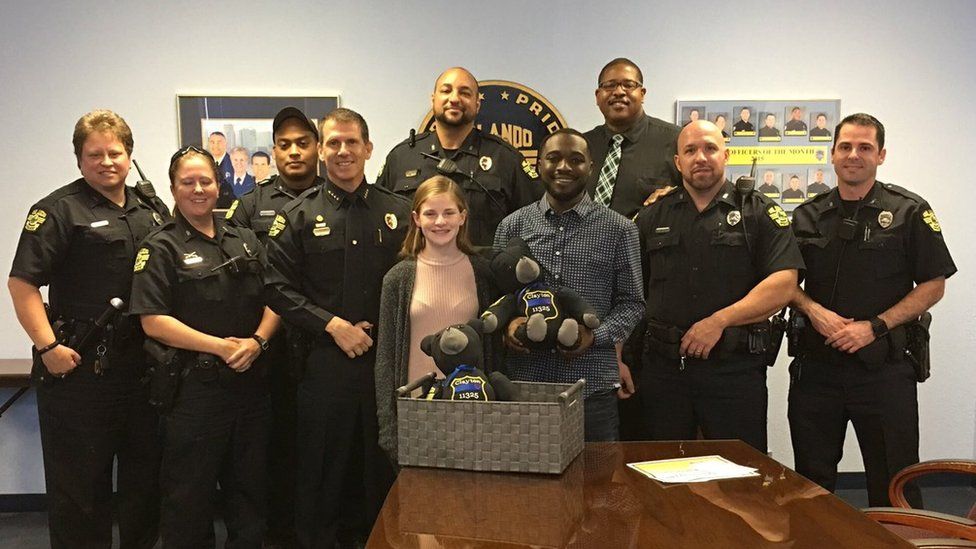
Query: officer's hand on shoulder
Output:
[[326, 317, 373, 359], [643, 186, 675, 207], [42, 344, 81, 377]]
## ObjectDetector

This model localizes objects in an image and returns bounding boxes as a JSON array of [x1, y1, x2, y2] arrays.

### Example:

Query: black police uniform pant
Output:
[[640, 352, 768, 453], [159, 366, 271, 548], [788, 354, 919, 507], [266, 336, 298, 546], [295, 344, 394, 549], [36, 349, 160, 549]]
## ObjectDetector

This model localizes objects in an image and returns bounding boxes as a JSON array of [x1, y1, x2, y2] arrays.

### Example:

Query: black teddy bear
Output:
[[421, 319, 518, 401], [481, 237, 600, 352]]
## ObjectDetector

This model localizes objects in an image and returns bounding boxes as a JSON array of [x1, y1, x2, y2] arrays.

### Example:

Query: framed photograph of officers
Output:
[[177, 95, 340, 208], [676, 98, 840, 216]]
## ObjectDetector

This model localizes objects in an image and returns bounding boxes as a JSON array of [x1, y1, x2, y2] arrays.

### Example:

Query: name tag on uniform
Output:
[[90, 220, 109, 228], [655, 227, 671, 234], [259, 210, 275, 217], [405, 170, 419, 178]]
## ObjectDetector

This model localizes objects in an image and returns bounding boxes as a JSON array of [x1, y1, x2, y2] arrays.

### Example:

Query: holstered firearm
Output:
[[642, 318, 684, 360], [144, 338, 185, 414], [764, 309, 788, 367], [786, 311, 807, 357], [904, 312, 933, 382], [31, 304, 70, 384]]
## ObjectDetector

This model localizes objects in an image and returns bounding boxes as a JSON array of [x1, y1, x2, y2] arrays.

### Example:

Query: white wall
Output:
[[1, 0, 974, 494]]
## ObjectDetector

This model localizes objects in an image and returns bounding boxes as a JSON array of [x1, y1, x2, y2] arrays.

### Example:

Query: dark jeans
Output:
[[640, 352, 768, 453], [36, 352, 160, 549], [160, 365, 271, 549], [788, 354, 920, 506], [584, 389, 620, 442], [295, 345, 394, 549]]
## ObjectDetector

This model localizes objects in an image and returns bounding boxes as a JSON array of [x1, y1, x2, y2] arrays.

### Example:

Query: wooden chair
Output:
[[863, 459, 976, 545]]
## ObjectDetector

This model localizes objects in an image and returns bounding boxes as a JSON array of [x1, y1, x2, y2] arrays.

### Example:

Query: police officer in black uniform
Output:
[[226, 106, 324, 549], [635, 120, 803, 453], [265, 108, 410, 549], [377, 66, 540, 248], [788, 113, 955, 506], [130, 146, 279, 547], [8, 110, 169, 549]]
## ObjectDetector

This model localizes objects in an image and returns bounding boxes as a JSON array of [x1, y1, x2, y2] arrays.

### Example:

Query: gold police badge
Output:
[[922, 209, 941, 232], [24, 208, 47, 232], [878, 210, 893, 229], [767, 204, 790, 227], [133, 247, 150, 273], [268, 214, 287, 238]]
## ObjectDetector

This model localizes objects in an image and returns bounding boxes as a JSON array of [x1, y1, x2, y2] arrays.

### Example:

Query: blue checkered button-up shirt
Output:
[[493, 194, 644, 397]]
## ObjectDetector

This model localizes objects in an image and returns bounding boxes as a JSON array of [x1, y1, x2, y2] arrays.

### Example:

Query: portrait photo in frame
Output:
[[177, 95, 340, 209]]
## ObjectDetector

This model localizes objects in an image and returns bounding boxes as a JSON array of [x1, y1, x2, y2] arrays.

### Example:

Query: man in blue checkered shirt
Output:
[[493, 128, 644, 441]]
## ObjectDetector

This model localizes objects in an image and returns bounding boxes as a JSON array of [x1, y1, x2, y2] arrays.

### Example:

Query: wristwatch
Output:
[[869, 317, 889, 339], [251, 334, 270, 351]]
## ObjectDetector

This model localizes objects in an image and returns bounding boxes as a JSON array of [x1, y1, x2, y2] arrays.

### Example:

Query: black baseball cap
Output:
[[272, 107, 319, 141]]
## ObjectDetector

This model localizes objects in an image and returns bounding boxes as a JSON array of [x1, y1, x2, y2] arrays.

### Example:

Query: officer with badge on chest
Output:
[[225, 105, 324, 548], [788, 113, 956, 506], [8, 110, 170, 549], [265, 108, 410, 549], [377, 66, 541, 248], [635, 120, 803, 453], [130, 146, 278, 547]]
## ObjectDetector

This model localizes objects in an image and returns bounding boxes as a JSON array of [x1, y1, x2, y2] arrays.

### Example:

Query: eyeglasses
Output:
[[598, 79, 642, 92]]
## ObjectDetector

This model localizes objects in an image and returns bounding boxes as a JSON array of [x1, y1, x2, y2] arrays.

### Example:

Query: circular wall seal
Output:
[[420, 80, 568, 168]]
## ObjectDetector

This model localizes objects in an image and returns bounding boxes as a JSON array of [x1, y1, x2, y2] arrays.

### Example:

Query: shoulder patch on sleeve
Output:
[[767, 204, 790, 228], [922, 209, 941, 232], [133, 247, 150, 273], [225, 200, 240, 220], [23, 208, 47, 232], [268, 214, 287, 238], [521, 159, 539, 179]]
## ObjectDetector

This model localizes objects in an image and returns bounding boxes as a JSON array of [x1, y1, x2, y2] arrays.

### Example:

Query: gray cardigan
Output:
[[374, 254, 496, 461]]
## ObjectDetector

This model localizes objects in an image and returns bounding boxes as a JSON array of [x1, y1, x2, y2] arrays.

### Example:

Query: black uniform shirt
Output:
[[792, 181, 956, 321], [733, 120, 755, 133], [785, 120, 808, 132], [377, 129, 540, 247], [809, 127, 832, 138], [129, 212, 266, 339], [10, 178, 169, 321], [759, 126, 782, 138], [807, 182, 831, 196], [636, 181, 804, 329], [584, 114, 682, 220], [264, 180, 410, 334], [225, 174, 326, 244]]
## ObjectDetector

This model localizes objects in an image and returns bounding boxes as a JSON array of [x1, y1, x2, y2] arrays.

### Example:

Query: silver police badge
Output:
[[878, 210, 893, 229], [727, 210, 742, 226], [385, 213, 398, 230], [479, 156, 492, 172]]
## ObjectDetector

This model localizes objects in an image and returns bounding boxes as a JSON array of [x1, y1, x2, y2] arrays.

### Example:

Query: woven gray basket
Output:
[[395, 373, 585, 474]]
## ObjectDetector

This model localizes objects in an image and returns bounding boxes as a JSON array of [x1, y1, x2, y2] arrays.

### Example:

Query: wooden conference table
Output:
[[367, 440, 910, 548], [0, 358, 32, 418]]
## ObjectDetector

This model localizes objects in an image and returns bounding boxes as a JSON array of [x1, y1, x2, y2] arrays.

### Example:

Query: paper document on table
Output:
[[627, 455, 760, 483]]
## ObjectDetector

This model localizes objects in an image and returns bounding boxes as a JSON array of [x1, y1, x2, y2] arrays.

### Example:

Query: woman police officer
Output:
[[130, 146, 279, 547]]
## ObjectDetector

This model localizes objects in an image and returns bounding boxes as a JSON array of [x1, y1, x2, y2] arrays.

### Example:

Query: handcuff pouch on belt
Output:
[[144, 338, 186, 414]]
